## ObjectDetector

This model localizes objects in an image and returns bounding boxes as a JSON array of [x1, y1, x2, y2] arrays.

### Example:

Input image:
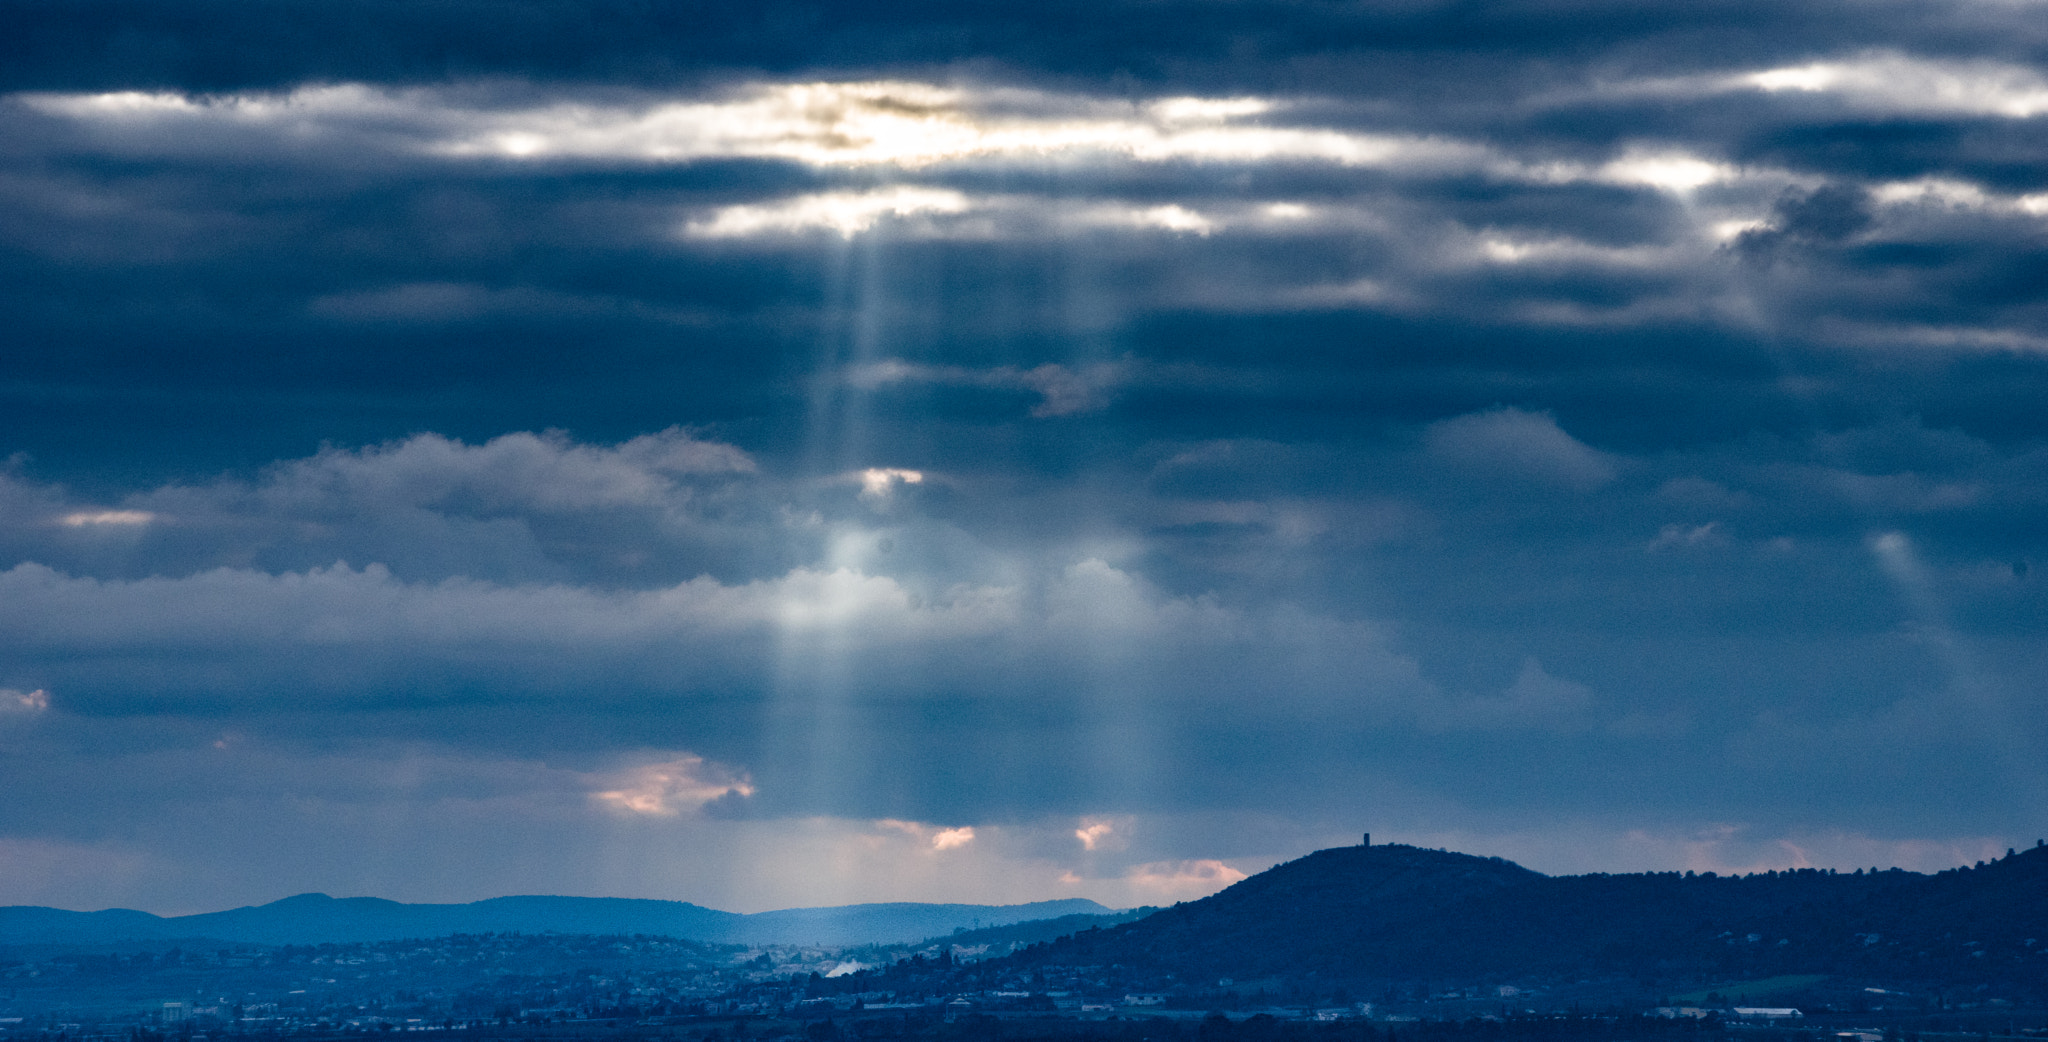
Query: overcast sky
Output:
[[2, 0, 2046, 916]]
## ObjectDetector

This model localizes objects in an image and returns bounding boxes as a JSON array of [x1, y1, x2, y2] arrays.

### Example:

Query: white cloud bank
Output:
[[19, 82, 1467, 172], [21, 74, 2048, 353], [18, 79, 1765, 201], [1737, 52, 2048, 118]]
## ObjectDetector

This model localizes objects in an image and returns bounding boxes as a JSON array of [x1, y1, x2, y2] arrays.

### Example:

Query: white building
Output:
[[1733, 1008, 1803, 1021]]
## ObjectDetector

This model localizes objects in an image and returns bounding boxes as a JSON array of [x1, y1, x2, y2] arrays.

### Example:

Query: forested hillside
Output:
[[1004, 842, 2048, 992]]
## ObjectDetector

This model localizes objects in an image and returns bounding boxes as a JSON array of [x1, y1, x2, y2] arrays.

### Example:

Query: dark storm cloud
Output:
[[1, 0, 2046, 910], [2, 415, 2041, 828], [7, 0, 2048, 97]]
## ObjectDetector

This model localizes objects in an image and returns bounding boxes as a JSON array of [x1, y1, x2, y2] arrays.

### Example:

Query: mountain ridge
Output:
[[0, 893, 1114, 948]]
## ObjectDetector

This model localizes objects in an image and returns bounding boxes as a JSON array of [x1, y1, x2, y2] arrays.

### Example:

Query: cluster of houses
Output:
[[1654, 1007, 1804, 1022]]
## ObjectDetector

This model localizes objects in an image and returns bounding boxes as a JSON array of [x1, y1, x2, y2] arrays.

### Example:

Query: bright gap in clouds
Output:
[[44, 73, 2048, 314], [58, 509, 155, 527], [686, 187, 969, 239], [23, 81, 1420, 169], [31, 69, 2048, 268], [1738, 52, 2048, 117], [26, 79, 1722, 191], [591, 756, 755, 817]]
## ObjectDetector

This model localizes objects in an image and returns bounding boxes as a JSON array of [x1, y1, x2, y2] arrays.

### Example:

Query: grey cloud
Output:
[[1417, 658, 1598, 733], [306, 282, 714, 325], [1423, 407, 1620, 490], [3, 0, 2048, 909], [3, 417, 2039, 834], [0, 548, 1467, 835], [0, 553, 1420, 717], [1735, 182, 1875, 261], [10, 68, 2048, 401], [849, 358, 1128, 417], [0, 430, 771, 587]]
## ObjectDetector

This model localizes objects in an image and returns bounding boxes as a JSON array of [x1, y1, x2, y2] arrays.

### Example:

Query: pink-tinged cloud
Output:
[[1125, 858, 1247, 901], [930, 826, 976, 850], [1075, 819, 1117, 850], [58, 510, 155, 527], [590, 756, 753, 816], [2, 688, 49, 712]]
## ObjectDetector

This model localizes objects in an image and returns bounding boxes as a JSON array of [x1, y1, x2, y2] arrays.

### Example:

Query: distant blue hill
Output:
[[0, 894, 1114, 948]]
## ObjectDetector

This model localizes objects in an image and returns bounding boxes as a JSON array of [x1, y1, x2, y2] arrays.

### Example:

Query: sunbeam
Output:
[[3, 0, 2046, 916]]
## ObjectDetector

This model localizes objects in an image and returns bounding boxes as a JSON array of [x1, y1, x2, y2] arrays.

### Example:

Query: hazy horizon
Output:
[[19, 836, 2042, 919]]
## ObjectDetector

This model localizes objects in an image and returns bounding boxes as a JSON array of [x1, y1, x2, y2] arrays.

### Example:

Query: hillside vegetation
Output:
[[1006, 841, 2048, 991]]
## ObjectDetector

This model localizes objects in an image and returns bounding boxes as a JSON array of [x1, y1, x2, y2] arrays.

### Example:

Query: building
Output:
[[1732, 1008, 1803, 1021]]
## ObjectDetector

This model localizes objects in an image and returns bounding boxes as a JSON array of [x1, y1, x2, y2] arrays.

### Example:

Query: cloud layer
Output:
[[0, 0, 2045, 912]]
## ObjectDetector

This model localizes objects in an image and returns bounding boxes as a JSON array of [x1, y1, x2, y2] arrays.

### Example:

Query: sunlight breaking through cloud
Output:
[[1738, 52, 2048, 117], [1074, 818, 1122, 851], [683, 189, 1324, 241], [854, 467, 925, 499], [929, 826, 976, 850], [1596, 151, 1734, 192], [686, 187, 970, 238], [1124, 859, 1248, 901], [589, 756, 755, 817], [23, 81, 1448, 171], [23, 79, 1749, 196], [58, 510, 155, 527], [874, 819, 979, 852]]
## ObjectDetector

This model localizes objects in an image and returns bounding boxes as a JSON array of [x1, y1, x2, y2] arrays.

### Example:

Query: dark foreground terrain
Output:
[[1008, 842, 2048, 991], [14, 1011, 2048, 1042], [4, 843, 2042, 1042]]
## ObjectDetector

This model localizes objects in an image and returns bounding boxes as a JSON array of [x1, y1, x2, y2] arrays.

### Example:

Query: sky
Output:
[[1, 0, 2046, 916]]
